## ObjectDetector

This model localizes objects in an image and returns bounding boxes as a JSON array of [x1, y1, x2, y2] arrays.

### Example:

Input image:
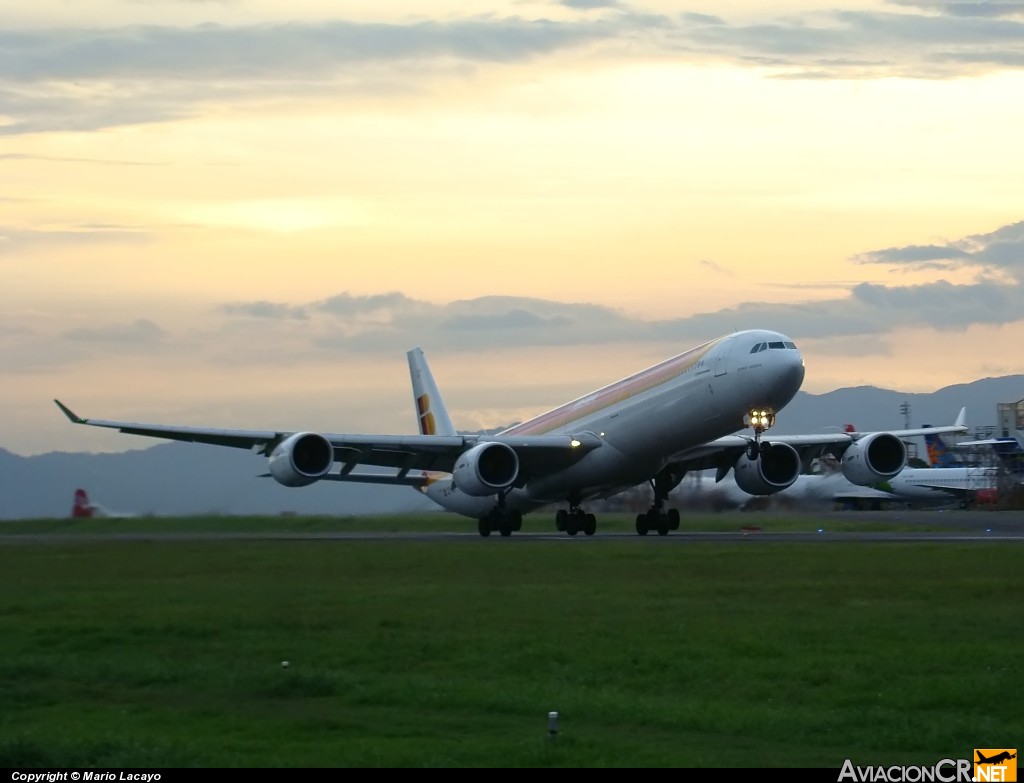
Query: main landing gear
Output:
[[478, 509, 523, 537], [478, 493, 522, 537], [635, 469, 681, 536], [554, 496, 597, 537], [745, 408, 776, 461]]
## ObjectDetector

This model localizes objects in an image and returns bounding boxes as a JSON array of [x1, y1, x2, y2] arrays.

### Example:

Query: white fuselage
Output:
[[423, 330, 806, 518], [884, 466, 1000, 500]]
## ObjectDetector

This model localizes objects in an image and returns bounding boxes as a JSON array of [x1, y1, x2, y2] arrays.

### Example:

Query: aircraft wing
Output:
[[664, 407, 969, 475], [53, 400, 601, 482]]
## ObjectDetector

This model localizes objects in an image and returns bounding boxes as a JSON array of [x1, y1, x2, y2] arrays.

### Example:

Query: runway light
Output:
[[818, 528, 824, 534], [548, 711, 559, 740]]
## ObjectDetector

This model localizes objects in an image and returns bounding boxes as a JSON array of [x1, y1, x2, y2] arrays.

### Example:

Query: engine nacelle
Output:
[[841, 433, 907, 485], [733, 441, 801, 496], [268, 432, 334, 487], [452, 442, 519, 497]]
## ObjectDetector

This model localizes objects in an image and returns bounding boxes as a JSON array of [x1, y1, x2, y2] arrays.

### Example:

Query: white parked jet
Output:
[[680, 454, 990, 511], [54, 329, 967, 537]]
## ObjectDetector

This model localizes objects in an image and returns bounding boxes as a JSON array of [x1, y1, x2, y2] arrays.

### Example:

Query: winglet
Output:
[[54, 399, 86, 424], [955, 406, 967, 430]]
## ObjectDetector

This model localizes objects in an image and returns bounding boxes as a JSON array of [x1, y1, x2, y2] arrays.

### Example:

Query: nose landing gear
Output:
[[745, 408, 776, 461]]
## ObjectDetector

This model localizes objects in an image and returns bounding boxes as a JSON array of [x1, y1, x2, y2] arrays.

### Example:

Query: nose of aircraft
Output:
[[777, 339, 805, 405]]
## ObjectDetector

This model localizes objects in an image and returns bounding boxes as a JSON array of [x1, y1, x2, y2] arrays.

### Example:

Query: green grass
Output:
[[0, 508, 1007, 535], [0, 521, 1021, 767]]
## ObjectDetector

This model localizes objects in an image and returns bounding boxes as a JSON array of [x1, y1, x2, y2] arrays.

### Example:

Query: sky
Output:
[[3, 0, 1024, 456]]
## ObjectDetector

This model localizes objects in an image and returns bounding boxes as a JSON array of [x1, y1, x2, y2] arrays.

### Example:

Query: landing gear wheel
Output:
[[511, 511, 523, 532], [657, 525, 669, 536], [746, 442, 759, 461], [636, 513, 648, 536], [583, 513, 596, 536], [667, 508, 680, 531], [478, 517, 491, 538], [499, 526, 512, 537], [759, 441, 772, 456], [555, 509, 567, 532]]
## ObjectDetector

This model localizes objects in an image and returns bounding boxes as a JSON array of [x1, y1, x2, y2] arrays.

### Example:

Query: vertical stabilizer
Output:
[[407, 347, 457, 437], [72, 489, 94, 518], [923, 428, 962, 467]]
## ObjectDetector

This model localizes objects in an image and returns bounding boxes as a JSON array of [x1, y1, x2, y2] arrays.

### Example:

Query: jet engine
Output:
[[733, 441, 801, 495], [268, 432, 334, 487], [452, 442, 519, 497], [841, 433, 906, 485]]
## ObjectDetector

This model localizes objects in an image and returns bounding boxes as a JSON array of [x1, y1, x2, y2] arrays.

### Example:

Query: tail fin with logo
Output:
[[923, 427, 963, 467], [407, 347, 457, 437], [72, 488, 94, 518]]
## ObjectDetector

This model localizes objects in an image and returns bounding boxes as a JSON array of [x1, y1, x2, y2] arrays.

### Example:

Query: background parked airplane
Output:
[[55, 329, 967, 536], [70, 488, 138, 519], [674, 436, 989, 511]]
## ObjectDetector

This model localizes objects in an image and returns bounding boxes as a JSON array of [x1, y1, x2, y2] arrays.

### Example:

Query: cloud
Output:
[[210, 219, 1024, 354], [6, 6, 1024, 134], [855, 244, 972, 264], [314, 291, 423, 318], [698, 259, 733, 276], [9, 219, 1021, 374], [440, 308, 573, 330], [675, 8, 1024, 78], [890, 1, 1024, 18], [850, 279, 1018, 328], [0, 153, 160, 166], [61, 319, 167, 345], [222, 301, 309, 320], [0, 18, 617, 83], [0, 227, 153, 255], [558, 0, 622, 9], [852, 220, 1024, 280]]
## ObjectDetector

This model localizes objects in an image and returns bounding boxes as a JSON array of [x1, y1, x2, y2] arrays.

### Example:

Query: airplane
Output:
[[952, 436, 1024, 474], [877, 464, 1000, 507], [674, 444, 989, 511], [70, 488, 138, 519], [53, 329, 969, 537], [976, 751, 1016, 765]]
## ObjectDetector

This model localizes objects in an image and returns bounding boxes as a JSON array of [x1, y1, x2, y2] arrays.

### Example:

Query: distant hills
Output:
[[0, 444, 436, 521], [771, 374, 1023, 438], [1, 375, 1021, 520]]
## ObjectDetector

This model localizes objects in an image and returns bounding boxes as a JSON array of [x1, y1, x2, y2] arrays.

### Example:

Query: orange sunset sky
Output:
[[2, 0, 1023, 455]]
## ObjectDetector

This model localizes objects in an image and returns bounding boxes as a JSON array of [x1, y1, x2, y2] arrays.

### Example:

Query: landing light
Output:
[[570, 439, 581, 448]]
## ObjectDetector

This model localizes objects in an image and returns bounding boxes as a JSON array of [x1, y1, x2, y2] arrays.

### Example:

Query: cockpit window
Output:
[[749, 342, 767, 353], [768, 341, 785, 349], [784, 341, 797, 349]]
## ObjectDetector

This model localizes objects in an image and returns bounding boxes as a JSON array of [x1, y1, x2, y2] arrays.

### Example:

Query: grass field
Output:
[[1, 514, 1021, 767], [0, 508, 1014, 535]]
